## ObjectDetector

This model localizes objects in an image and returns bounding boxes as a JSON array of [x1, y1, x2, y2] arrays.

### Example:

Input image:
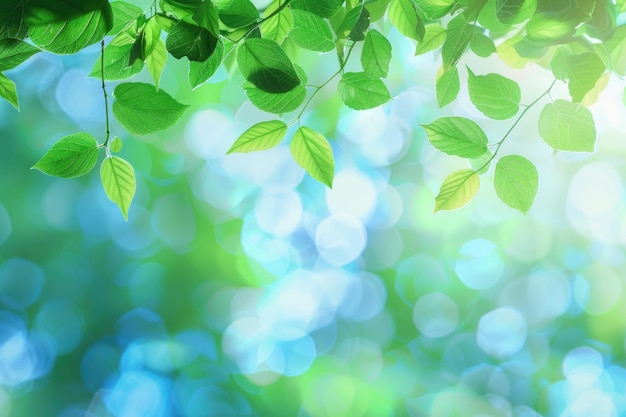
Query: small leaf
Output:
[[434, 169, 480, 212], [101, 156, 136, 221], [31, 133, 99, 178], [146, 37, 167, 88], [112, 82, 188, 135], [260, 0, 293, 44], [91, 42, 144, 80], [388, 0, 425, 42], [237, 38, 301, 93], [467, 69, 521, 120], [0, 39, 39, 71], [538, 100, 596, 152], [166, 20, 218, 62], [189, 38, 224, 89], [435, 67, 459, 108], [109, 137, 123, 153], [415, 24, 446, 56], [338, 72, 391, 110], [0, 72, 18, 109], [290, 126, 334, 187], [494, 154, 538, 214], [422, 117, 489, 158], [227, 120, 287, 153], [361, 29, 392, 79], [289, 10, 335, 52]]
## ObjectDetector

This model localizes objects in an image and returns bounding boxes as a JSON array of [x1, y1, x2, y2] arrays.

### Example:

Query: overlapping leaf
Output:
[[538, 99, 596, 152]]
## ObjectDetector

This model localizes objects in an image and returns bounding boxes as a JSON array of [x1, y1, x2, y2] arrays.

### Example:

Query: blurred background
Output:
[[2, 14, 626, 417]]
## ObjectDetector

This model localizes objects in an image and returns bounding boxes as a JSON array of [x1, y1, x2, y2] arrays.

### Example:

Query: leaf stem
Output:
[[475, 78, 557, 173], [101, 40, 111, 155]]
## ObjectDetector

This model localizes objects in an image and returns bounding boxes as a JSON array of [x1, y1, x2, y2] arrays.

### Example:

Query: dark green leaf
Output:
[[112, 82, 189, 134], [189, 37, 224, 89], [237, 38, 300, 93], [101, 156, 136, 221], [166, 20, 218, 62], [290, 0, 343, 19], [90, 43, 144, 80], [434, 169, 480, 212], [415, 24, 446, 55], [243, 82, 306, 114], [564, 52, 605, 103], [422, 117, 489, 158], [494, 154, 538, 214], [0, 39, 39, 71], [110, 1, 143, 35], [0, 0, 28, 40], [337, 6, 370, 41], [538, 100, 596, 152], [435, 67, 459, 108], [388, 0, 425, 42], [0, 72, 18, 109], [361, 29, 392, 79], [227, 120, 288, 153], [289, 10, 335, 52], [216, 0, 259, 28], [338, 72, 391, 110], [193, 1, 220, 36], [290, 126, 335, 187], [31, 133, 99, 178], [467, 69, 521, 119], [260, 0, 293, 44]]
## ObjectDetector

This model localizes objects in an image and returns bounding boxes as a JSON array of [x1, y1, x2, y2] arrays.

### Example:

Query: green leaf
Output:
[[496, 34, 548, 68], [31, 133, 99, 178], [495, 0, 537, 24], [434, 169, 480, 212], [110, 1, 143, 35], [227, 120, 287, 153], [415, 0, 455, 19], [365, 0, 391, 22], [90, 43, 144, 80], [237, 38, 301, 93], [101, 156, 136, 221], [166, 20, 218, 62], [0, 39, 39, 71], [243, 82, 306, 114], [469, 32, 496, 57], [109, 137, 123, 153], [189, 37, 224, 89], [388, 0, 425, 42], [26, 1, 113, 54], [338, 72, 391, 110], [260, 0, 293, 44], [146, 38, 167, 88], [337, 6, 370, 41], [289, 10, 335, 52], [467, 69, 521, 120], [130, 17, 161, 64], [538, 100, 596, 152], [290, 0, 343, 19], [415, 24, 446, 56], [216, 0, 259, 28], [361, 29, 392, 79], [422, 117, 489, 158], [525, 13, 577, 44], [192, 1, 220, 36], [435, 67, 459, 108], [112, 82, 188, 135], [470, 150, 492, 174], [564, 52, 605, 103], [0, 72, 18, 109], [290, 126, 334, 187], [442, 18, 475, 71], [494, 154, 538, 214], [0, 0, 28, 40]]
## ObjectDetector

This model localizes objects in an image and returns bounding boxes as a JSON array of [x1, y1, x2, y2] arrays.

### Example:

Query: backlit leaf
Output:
[[31, 133, 98, 178], [538, 100, 596, 152], [289, 10, 335, 52], [166, 20, 218, 62], [415, 24, 446, 56], [467, 69, 521, 119], [435, 67, 459, 108], [0, 0, 28, 40], [243, 82, 306, 114], [469, 32, 496, 57], [216, 0, 259, 28], [338, 72, 391, 110], [290, 126, 334, 187], [189, 37, 224, 89], [415, 0, 455, 19], [361, 29, 392, 79], [0, 39, 39, 71], [434, 169, 480, 212], [237, 38, 301, 93], [146, 37, 167, 88], [422, 117, 489, 158], [290, 0, 343, 19], [494, 154, 538, 214], [495, 0, 537, 24], [227, 120, 288, 153], [564, 52, 605, 103], [101, 156, 136, 221], [110, 1, 143, 35], [442, 18, 474, 71], [260, 0, 293, 44], [0, 72, 18, 109], [90, 42, 144, 80], [388, 0, 425, 42]]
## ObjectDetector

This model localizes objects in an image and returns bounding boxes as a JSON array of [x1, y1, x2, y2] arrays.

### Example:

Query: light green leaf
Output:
[[564, 52, 605, 103], [112, 82, 188, 135], [442, 17, 475, 72], [365, 0, 391, 22], [290, 126, 334, 187], [26, 1, 113, 54], [435, 67, 459, 108], [237, 38, 301, 93], [469, 32, 496, 57], [538, 99, 596, 152], [415, 0, 455, 19], [467, 69, 521, 120], [415, 24, 446, 56], [605, 26, 626, 76], [289, 10, 335, 52], [166, 20, 218, 62], [494, 154, 538, 214], [110, 1, 143, 35], [0, 39, 39, 71], [109, 137, 123, 153], [227, 120, 287, 153], [388, 0, 425, 42], [0, 72, 18, 109], [189, 37, 224, 89], [260, 0, 293, 44], [90, 42, 144, 80], [290, 0, 343, 19], [422, 117, 489, 158], [338, 72, 391, 110], [215, 0, 259, 28], [495, 0, 537, 24], [146, 37, 167, 89], [243, 82, 306, 114], [525, 13, 577, 44], [101, 156, 136, 221], [361, 29, 392, 79], [192, 1, 220, 36], [337, 6, 370, 41], [496, 34, 548, 68], [132, 17, 161, 63], [434, 169, 480, 212], [31, 133, 99, 178]]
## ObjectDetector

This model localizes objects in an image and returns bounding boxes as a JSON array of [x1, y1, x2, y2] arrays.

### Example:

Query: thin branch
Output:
[[101, 40, 111, 154]]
